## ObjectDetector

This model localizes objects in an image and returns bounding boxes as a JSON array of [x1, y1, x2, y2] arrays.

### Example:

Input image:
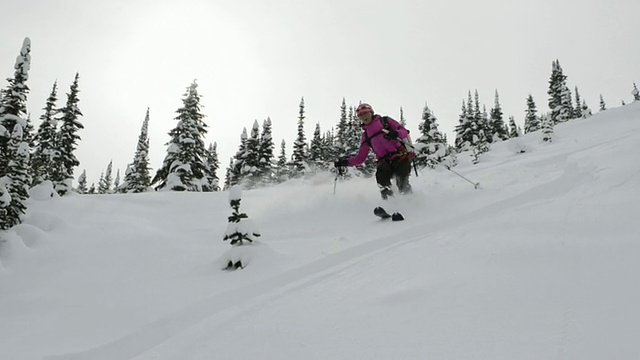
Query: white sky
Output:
[[1, 0, 639, 183]]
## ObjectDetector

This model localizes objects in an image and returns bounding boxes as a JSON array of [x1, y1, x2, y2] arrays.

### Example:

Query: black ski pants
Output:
[[376, 157, 412, 194]]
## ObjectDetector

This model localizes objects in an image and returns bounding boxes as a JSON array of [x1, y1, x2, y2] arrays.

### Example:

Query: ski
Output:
[[374, 206, 404, 221]]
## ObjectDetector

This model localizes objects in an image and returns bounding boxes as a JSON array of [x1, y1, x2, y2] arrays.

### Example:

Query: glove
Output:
[[334, 158, 349, 167], [384, 129, 399, 140]]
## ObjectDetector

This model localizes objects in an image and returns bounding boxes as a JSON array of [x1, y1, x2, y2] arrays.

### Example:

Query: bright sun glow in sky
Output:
[[1, 0, 639, 184]]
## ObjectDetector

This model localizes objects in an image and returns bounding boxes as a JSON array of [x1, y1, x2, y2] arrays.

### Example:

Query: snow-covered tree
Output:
[[488, 90, 509, 142], [632, 82, 640, 102], [98, 161, 113, 194], [52, 73, 84, 196], [204, 142, 220, 192], [275, 139, 288, 182], [32, 81, 59, 185], [123, 108, 152, 193], [308, 122, 324, 170], [524, 94, 539, 133], [0, 125, 31, 230], [222, 186, 261, 270], [228, 128, 248, 187], [291, 97, 308, 176], [1, 38, 31, 181], [541, 114, 554, 142], [77, 169, 88, 194], [243, 120, 262, 188], [415, 102, 447, 168], [334, 98, 350, 158], [258, 117, 275, 183], [573, 86, 583, 119], [508, 116, 521, 138], [152, 81, 208, 191], [580, 100, 592, 118], [599, 94, 607, 111], [399, 106, 407, 127], [113, 169, 120, 191], [87, 183, 96, 194], [548, 60, 573, 123]]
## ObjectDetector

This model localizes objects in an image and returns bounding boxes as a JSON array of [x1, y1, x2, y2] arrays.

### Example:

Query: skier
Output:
[[334, 103, 415, 199]]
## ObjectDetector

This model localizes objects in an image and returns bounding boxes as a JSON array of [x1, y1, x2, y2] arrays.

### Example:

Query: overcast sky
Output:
[[2, 0, 639, 184]]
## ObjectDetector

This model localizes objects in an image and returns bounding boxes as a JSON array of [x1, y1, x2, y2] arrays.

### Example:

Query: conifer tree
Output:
[[222, 185, 261, 270], [0, 125, 31, 230], [276, 139, 288, 182], [524, 94, 539, 133], [32, 81, 59, 185], [599, 94, 607, 111], [632, 82, 640, 102], [87, 183, 96, 194], [334, 98, 350, 158], [98, 161, 113, 194], [123, 108, 151, 193], [455, 92, 482, 152], [508, 116, 520, 138], [291, 97, 308, 176], [573, 86, 583, 119], [415, 103, 447, 168], [152, 81, 208, 191], [258, 118, 275, 183], [399, 107, 407, 127], [77, 169, 88, 194], [114, 169, 120, 192], [228, 128, 248, 187], [1, 38, 31, 181], [223, 157, 233, 190], [548, 60, 573, 123], [489, 90, 509, 142], [581, 100, 592, 118], [541, 114, 554, 142], [345, 106, 361, 156], [204, 142, 220, 192], [52, 73, 84, 196], [244, 120, 262, 188], [308, 122, 324, 170]]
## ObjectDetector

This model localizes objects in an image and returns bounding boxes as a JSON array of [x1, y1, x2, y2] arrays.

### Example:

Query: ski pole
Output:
[[444, 165, 480, 189], [333, 166, 345, 195]]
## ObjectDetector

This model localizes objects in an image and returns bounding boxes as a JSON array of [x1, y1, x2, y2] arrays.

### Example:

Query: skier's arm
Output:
[[348, 135, 371, 166]]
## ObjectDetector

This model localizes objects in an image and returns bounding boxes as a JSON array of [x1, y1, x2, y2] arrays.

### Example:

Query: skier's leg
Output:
[[394, 158, 413, 194], [376, 160, 394, 199]]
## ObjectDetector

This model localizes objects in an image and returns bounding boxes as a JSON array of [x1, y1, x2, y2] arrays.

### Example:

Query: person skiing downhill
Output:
[[334, 103, 414, 199]]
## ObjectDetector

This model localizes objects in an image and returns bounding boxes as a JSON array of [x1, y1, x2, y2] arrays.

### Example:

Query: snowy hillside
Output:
[[1, 103, 640, 360]]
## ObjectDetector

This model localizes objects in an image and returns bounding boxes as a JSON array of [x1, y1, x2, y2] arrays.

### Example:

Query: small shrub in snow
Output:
[[222, 185, 260, 270]]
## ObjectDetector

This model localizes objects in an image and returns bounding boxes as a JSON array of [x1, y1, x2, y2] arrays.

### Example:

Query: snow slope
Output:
[[1, 103, 640, 360]]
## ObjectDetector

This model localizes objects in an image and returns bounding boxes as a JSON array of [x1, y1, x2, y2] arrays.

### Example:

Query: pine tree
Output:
[[223, 157, 233, 190], [0, 125, 31, 230], [508, 116, 520, 138], [1, 38, 31, 181], [415, 103, 447, 168], [113, 169, 120, 191], [152, 81, 208, 191], [291, 97, 308, 176], [258, 117, 275, 183], [455, 91, 483, 152], [228, 128, 248, 187], [52, 73, 84, 196], [548, 60, 573, 123], [308, 122, 324, 170], [204, 142, 220, 192], [524, 94, 539, 133], [399, 107, 407, 127], [98, 161, 113, 194], [222, 186, 261, 270], [632, 82, 640, 102], [541, 114, 554, 142], [77, 169, 88, 194], [599, 94, 607, 111], [489, 90, 509, 142], [243, 120, 262, 188], [581, 100, 592, 118], [276, 139, 288, 182], [32, 81, 59, 185], [573, 86, 583, 119], [87, 183, 96, 194], [123, 108, 151, 193]]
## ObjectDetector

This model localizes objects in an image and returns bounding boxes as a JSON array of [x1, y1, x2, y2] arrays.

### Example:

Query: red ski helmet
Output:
[[356, 103, 373, 117]]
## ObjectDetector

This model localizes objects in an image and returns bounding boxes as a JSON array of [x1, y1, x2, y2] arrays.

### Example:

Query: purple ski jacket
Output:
[[347, 115, 410, 166]]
